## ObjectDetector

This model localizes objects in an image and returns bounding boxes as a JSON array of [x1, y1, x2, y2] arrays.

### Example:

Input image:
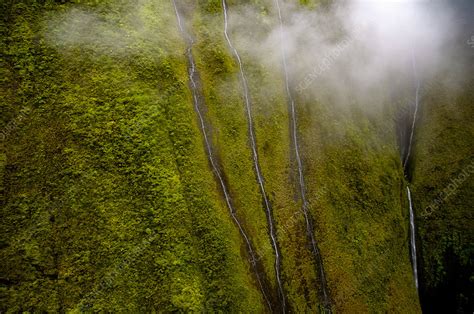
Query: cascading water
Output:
[[406, 186, 419, 290], [404, 49, 420, 292], [221, 0, 285, 311], [404, 49, 420, 170], [172, 1, 272, 310], [273, 0, 331, 310]]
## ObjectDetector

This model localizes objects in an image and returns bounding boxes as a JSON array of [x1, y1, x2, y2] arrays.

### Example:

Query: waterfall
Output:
[[222, 0, 285, 310], [172, 1, 272, 309], [404, 50, 420, 292], [404, 49, 420, 169], [273, 0, 331, 309], [406, 186, 419, 290]]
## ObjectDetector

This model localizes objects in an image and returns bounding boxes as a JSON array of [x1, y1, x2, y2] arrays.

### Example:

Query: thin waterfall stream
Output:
[[404, 49, 421, 170], [172, 0, 272, 309], [404, 49, 420, 292], [407, 186, 419, 290], [273, 0, 331, 310], [221, 0, 285, 311]]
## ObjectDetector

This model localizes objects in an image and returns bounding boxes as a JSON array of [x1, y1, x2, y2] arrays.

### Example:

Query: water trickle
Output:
[[407, 186, 419, 290], [222, 0, 285, 310], [273, 0, 331, 309], [404, 50, 420, 292], [404, 49, 420, 170], [172, 0, 272, 309]]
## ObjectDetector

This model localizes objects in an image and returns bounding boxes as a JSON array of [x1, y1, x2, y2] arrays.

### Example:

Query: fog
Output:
[[46, 0, 472, 110], [46, 1, 181, 57], [225, 0, 471, 110]]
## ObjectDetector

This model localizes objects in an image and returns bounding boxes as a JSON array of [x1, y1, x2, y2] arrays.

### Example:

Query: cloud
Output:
[[45, 1, 180, 57], [223, 0, 469, 109]]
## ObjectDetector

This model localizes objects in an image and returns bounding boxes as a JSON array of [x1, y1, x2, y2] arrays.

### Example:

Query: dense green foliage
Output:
[[1, 1, 261, 311]]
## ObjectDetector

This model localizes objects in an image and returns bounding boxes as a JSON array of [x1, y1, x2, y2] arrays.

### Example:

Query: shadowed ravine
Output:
[[221, 0, 285, 311], [172, 0, 273, 310], [273, 0, 331, 310]]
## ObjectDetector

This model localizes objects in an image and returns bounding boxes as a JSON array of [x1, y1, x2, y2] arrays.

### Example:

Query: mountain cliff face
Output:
[[1, 0, 471, 312]]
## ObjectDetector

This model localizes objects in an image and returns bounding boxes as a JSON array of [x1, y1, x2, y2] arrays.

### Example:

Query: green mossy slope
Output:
[[1, 1, 261, 312], [297, 87, 420, 312], [1, 0, 469, 312], [412, 73, 473, 312]]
